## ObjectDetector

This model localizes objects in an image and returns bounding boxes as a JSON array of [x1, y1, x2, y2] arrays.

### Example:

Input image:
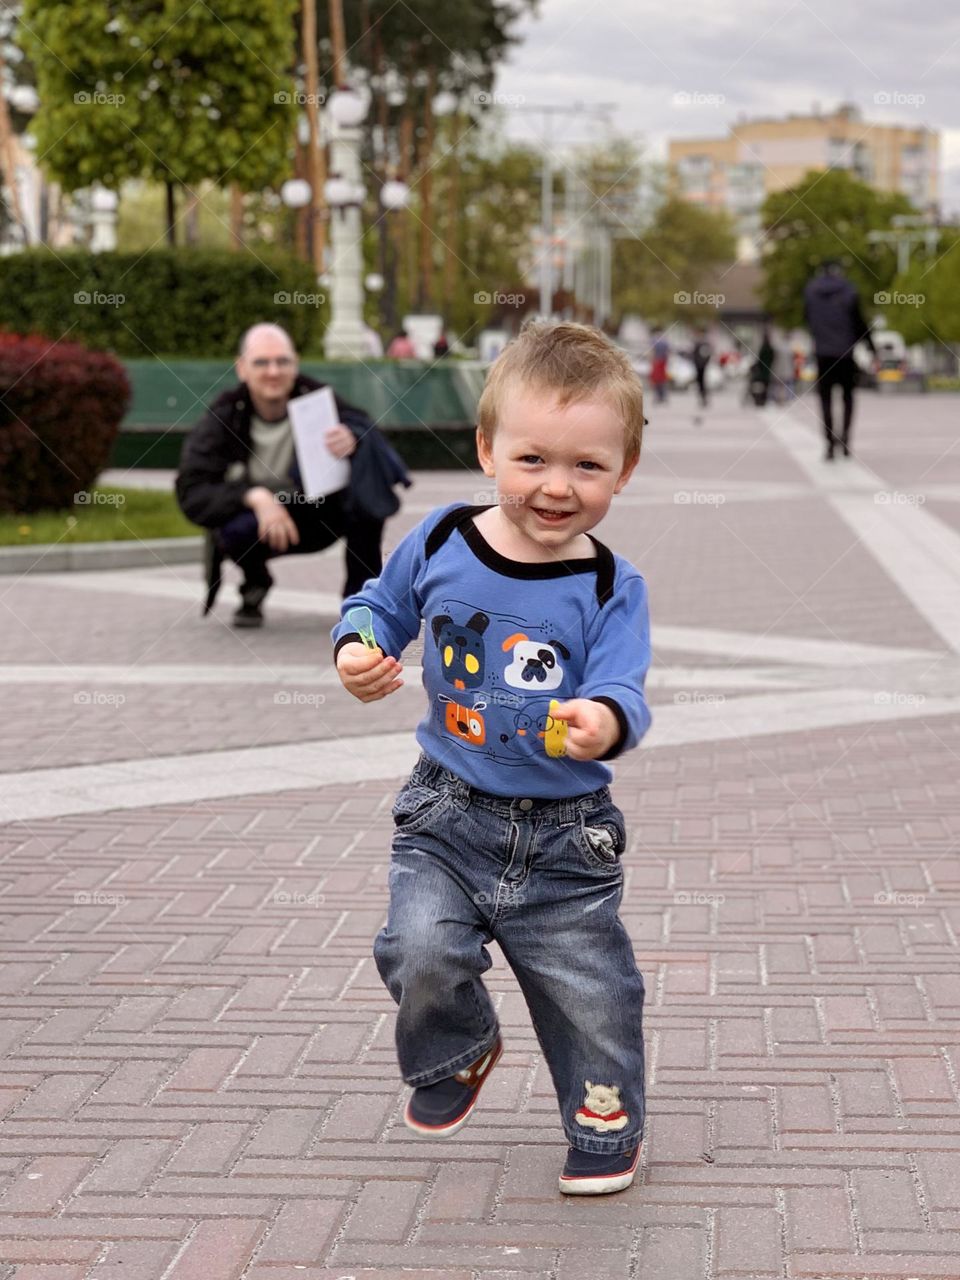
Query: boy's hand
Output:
[[336, 641, 403, 702], [549, 698, 619, 761]]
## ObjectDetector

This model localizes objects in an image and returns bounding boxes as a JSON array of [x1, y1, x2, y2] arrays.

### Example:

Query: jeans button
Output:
[[519, 798, 533, 812]]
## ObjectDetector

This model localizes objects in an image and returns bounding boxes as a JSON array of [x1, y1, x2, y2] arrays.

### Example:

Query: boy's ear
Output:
[[613, 454, 639, 494], [476, 426, 496, 478]]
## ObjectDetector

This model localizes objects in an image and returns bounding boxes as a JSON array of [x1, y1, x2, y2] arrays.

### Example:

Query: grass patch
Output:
[[0, 488, 198, 546]]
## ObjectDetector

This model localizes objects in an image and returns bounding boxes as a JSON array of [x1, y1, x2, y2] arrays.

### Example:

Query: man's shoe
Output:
[[841, 441, 851, 457], [232, 601, 264, 628], [824, 444, 835, 462], [403, 1037, 503, 1137], [559, 1144, 641, 1195]]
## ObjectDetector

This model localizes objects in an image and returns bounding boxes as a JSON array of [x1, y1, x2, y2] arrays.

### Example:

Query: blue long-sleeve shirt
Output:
[[332, 503, 652, 799]]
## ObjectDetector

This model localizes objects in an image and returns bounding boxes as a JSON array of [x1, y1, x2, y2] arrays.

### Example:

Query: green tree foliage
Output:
[[321, 0, 533, 97], [760, 169, 914, 327], [19, 0, 298, 234], [880, 233, 960, 346], [613, 194, 737, 326], [422, 134, 540, 337]]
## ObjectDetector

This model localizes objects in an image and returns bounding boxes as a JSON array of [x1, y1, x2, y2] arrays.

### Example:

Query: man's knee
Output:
[[217, 510, 260, 561]]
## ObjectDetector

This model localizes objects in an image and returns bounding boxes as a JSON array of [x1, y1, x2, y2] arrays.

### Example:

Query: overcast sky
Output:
[[490, 0, 960, 214]]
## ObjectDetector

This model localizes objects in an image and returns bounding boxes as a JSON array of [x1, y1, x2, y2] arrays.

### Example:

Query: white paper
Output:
[[288, 386, 351, 499]]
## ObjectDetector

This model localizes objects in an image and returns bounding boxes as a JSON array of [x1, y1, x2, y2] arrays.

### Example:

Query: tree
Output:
[[19, 0, 298, 244], [881, 231, 960, 346], [613, 194, 736, 326], [318, 0, 537, 313], [759, 169, 914, 328]]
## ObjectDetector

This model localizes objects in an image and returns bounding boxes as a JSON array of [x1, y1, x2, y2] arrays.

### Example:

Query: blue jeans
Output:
[[374, 754, 646, 1153]]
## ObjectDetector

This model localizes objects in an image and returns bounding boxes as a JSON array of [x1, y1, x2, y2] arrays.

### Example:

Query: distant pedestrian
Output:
[[770, 337, 793, 405], [690, 327, 712, 419], [745, 329, 775, 408], [803, 261, 877, 460], [433, 331, 450, 358], [387, 330, 417, 359], [650, 327, 669, 404]]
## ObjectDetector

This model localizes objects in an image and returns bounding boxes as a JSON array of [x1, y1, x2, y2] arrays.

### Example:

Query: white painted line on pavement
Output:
[[773, 415, 960, 654], [4, 686, 960, 823]]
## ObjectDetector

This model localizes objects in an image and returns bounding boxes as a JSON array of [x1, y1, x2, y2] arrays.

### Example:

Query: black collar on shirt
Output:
[[424, 504, 615, 607]]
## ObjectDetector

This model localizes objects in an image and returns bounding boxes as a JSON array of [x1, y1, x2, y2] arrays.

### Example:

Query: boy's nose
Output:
[[541, 470, 573, 496]]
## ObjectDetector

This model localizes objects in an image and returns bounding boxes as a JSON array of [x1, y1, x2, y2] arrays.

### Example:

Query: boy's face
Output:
[[476, 382, 637, 557]]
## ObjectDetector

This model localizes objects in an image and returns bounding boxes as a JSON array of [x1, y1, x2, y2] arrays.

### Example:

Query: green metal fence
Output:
[[111, 359, 486, 470]]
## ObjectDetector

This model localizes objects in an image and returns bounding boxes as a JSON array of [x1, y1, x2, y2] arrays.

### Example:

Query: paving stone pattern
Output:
[[0, 390, 959, 1278]]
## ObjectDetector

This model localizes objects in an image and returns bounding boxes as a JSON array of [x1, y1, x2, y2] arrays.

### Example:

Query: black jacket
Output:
[[803, 272, 877, 359], [175, 375, 411, 529]]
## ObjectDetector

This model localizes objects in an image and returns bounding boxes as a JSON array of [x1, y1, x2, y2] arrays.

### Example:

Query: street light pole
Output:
[[324, 90, 369, 360], [539, 113, 553, 319]]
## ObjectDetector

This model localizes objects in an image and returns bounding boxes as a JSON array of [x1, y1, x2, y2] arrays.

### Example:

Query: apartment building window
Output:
[[727, 163, 764, 213], [677, 154, 714, 195], [827, 137, 854, 169]]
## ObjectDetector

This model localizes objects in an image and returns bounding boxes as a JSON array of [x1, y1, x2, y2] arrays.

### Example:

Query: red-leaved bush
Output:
[[0, 333, 131, 513]]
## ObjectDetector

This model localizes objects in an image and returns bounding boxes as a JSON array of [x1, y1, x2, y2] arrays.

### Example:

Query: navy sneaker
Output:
[[558, 1143, 641, 1195], [403, 1037, 503, 1137]]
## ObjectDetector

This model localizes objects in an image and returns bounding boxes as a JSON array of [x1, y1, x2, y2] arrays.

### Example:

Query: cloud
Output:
[[495, 0, 960, 209]]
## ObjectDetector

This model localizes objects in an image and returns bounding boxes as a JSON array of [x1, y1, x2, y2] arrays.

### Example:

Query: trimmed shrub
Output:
[[0, 334, 131, 513], [0, 249, 326, 357]]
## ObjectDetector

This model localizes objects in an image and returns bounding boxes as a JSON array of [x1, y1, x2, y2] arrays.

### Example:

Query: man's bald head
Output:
[[236, 323, 300, 419], [238, 323, 297, 359]]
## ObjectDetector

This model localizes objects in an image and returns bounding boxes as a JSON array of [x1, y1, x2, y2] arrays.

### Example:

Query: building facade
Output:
[[668, 103, 939, 259]]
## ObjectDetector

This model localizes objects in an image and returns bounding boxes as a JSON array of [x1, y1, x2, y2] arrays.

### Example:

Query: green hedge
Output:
[[0, 249, 327, 357]]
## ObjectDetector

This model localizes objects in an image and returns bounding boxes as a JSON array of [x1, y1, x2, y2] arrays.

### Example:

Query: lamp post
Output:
[[323, 87, 370, 360], [380, 177, 409, 333], [89, 185, 118, 253], [280, 176, 312, 258]]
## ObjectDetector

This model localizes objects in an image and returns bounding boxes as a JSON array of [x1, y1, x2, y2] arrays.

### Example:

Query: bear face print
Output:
[[502, 632, 570, 691], [432, 611, 489, 691]]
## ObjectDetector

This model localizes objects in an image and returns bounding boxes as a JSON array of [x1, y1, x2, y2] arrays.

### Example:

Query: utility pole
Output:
[[513, 103, 615, 319], [867, 215, 940, 275]]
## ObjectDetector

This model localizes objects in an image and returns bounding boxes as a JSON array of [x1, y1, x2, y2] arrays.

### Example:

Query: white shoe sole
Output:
[[402, 1041, 502, 1138], [558, 1148, 641, 1195]]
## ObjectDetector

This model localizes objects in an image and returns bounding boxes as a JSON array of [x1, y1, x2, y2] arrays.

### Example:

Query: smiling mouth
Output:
[[532, 508, 574, 522]]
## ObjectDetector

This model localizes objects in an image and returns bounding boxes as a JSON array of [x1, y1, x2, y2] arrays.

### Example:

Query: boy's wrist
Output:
[[591, 696, 628, 760], [333, 632, 364, 662]]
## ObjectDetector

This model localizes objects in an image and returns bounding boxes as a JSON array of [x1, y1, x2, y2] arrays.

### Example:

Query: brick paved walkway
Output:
[[1, 387, 959, 1278]]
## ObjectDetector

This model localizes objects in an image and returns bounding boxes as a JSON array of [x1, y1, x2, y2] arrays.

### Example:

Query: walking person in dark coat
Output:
[[176, 323, 410, 628], [690, 326, 713, 422], [803, 261, 877, 461]]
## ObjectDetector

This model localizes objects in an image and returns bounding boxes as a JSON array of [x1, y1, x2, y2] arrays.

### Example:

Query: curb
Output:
[[0, 536, 203, 575]]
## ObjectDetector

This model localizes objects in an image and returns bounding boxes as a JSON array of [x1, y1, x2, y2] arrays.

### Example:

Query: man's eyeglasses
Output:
[[250, 357, 295, 369]]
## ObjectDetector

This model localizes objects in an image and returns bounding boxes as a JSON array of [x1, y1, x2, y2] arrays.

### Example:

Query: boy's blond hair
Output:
[[476, 320, 644, 466]]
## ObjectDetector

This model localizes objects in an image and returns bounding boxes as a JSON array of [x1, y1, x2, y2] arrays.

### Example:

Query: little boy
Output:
[[332, 321, 651, 1195]]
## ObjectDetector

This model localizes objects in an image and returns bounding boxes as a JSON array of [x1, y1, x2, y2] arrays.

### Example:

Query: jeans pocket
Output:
[[391, 783, 449, 834], [576, 804, 627, 871]]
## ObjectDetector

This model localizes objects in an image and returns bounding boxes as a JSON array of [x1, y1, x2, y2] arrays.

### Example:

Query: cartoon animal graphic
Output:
[[498, 702, 566, 760], [439, 694, 487, 745], [498, 709, 544, 758], [502, 632, 570, 691], [574, 1081, 629, 1132], [432, 611, 489, 691]]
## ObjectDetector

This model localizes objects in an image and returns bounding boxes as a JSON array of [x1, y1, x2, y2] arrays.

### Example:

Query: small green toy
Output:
[[347, 605, 378, 651]]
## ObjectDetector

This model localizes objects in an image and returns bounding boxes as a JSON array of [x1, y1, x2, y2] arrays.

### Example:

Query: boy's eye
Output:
[[518, 454, 542, 464], [578, 460, 602, 471]]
